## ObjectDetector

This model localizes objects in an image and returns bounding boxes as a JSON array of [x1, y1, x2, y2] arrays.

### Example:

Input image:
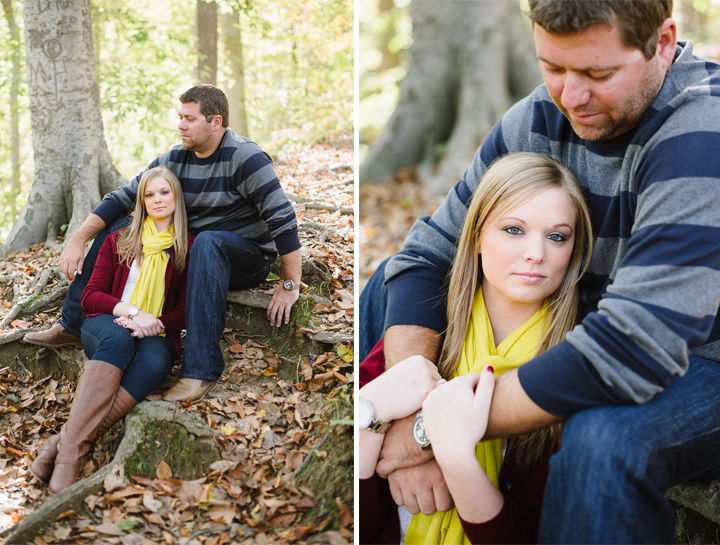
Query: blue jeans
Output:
[[539, 355, 720, 544], [359, 257, 389, 362], [360, 259, 720, 543], [81, 314, 176, 402], [60, 217, 132, 337], [181, 231, 270, 381]]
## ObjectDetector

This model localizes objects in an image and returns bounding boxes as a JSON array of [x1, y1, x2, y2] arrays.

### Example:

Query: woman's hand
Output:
[[114, 312, 165, 338], [360, 355, 442, 423], [422, 366, 495, 463]]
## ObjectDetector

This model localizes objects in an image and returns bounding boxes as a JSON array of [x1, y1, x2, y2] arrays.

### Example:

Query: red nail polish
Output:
[[487, 365, 494, 373]]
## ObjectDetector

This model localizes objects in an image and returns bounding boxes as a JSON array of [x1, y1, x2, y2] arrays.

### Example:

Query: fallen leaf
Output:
[[11, 320, 31, 329], [220, 426, 237, 436], [104, 463, 126, 493], [143, 491, 162, 513], [156, 460, 172, 480], [93, 522, 125, 536]]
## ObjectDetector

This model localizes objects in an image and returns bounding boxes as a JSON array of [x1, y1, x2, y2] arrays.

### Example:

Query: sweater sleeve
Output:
[[81, 235, 123, 315], [232, 145, 300, 255]]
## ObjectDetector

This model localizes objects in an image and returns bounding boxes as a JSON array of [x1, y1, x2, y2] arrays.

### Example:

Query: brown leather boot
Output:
[[28, 434, 60, 484], [24, 324, 81, 348], [49, 361, 123, 494], [29, 386, 137, 484], [162, 378, 217, 404]]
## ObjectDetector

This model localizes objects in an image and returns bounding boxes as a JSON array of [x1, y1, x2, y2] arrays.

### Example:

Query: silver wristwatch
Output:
[[283, 279, 300, 291], [412, 411, 432, 450], [127, 305, 140, 320], [358, 398, 393, 434]]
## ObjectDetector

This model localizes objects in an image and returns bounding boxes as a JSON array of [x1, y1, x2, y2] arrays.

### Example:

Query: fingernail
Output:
[[487, 365, 494, 373]]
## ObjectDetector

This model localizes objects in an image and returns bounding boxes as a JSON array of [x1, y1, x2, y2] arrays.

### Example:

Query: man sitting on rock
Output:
[[25, 84, 302, 404]]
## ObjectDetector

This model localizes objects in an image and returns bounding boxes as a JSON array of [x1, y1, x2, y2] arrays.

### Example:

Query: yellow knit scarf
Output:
[[404, 289, 548, 545], [129, 216, 174, 318]]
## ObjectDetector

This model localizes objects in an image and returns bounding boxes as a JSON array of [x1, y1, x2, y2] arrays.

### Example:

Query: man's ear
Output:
[[213, 115, 223, 131], [656, 18, 677, 70]]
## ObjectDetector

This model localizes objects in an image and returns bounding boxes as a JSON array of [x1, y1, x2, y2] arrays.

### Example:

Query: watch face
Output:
[[412, 412, 431, 448], [283, 279, 294, 290], [358, 398, 374, 429]]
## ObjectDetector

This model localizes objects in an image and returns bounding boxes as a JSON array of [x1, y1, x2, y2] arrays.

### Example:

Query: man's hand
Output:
[[60, 239, 87, 281], [59, 213, 106, 281], [266, 286, 300, 327], [375, 413, 435, 477], [387, 459, 453, 515]]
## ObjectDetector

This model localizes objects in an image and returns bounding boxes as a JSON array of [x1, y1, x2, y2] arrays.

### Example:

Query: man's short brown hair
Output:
[[528, 0, 673, 60], [179, 85, 229, 128]]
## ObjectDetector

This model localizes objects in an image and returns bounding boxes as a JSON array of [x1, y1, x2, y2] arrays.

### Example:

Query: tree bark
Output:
[[1, 0, 21, 196], [360, 0, 542, 194], [221, 6, 249, 136], [1, 0, 125, 258], [196, 0, 218, 85]]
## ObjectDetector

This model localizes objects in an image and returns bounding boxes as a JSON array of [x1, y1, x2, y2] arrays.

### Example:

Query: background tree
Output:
[[1, 0, 124, 258], [220, 3, 249, 136], [360, 0, 541, 193], [1, 0, 21, 199], [196, 0, 218, 85]]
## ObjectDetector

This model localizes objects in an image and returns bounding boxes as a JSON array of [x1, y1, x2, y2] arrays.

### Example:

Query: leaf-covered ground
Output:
[[0, 135, 355, 545], [358, 168, 443, 293]]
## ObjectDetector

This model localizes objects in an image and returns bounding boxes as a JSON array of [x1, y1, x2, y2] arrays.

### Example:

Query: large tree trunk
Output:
[[196, 0, 218, 85], [1, 0, 125, 258], [221, 7, 249, 136], [1, 0, 21, 196], [360, 0, 542, 194]]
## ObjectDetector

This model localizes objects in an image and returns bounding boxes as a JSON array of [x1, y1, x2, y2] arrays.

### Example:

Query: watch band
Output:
[[367, 419, 394, 434]]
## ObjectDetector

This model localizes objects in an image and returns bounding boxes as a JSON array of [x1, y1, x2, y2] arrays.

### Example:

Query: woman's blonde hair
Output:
[[116, 166, 188, 272], [438, 152, 594, 475]]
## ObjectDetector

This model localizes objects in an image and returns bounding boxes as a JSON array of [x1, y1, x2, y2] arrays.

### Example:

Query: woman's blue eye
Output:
[[505, 227, 522, 235], [548, 233, 566, 242]]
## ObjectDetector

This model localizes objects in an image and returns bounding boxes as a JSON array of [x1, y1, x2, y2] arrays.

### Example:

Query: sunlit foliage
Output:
[[0, 0, 353, 242]]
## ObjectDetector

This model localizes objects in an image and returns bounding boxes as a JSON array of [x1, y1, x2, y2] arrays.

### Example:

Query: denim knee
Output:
[[81, 316, 136, 368], [557, 408, 656, 480]]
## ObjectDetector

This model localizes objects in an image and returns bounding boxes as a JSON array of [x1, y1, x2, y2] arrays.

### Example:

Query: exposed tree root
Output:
[[0, 267, 69, 330]]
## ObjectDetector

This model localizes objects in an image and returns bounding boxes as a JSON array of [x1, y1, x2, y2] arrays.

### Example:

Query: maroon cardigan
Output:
[[359, 339, 553, 545], [81, 231, 194, 355]]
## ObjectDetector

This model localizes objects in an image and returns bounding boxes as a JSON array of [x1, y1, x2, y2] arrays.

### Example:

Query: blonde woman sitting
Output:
[[30, 166, 194, 494]]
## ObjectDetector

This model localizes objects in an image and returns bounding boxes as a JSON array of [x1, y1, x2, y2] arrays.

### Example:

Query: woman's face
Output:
[[143, 176, 176, 226], [479, 187, 576, 315]]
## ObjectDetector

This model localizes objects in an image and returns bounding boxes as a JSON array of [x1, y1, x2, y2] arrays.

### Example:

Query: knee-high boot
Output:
[[30, 385, 137, 484], [48, 361, 123, 494]]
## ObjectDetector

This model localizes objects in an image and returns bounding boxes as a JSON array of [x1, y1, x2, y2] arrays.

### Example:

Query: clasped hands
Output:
[[376, 364, 496, 516], [114, 311, 165, 338]]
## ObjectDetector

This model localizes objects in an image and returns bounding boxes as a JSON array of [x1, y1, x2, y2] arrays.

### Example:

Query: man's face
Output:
[[535, 22, 666, 141], [178, 101, 215, 156]]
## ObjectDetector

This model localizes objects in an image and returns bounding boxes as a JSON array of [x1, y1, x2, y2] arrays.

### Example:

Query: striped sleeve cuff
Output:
[[518, 341, 630, 417], [384, 269, 447, 333]]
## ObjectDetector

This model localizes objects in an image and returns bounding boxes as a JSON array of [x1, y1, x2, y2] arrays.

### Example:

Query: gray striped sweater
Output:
[[384, 41, 720, 416], [94, 129, 300, 260]]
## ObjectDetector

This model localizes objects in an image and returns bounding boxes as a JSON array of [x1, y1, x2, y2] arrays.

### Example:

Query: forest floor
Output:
[[358, 167, 444, 293], [0, 133, 354, 545]]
